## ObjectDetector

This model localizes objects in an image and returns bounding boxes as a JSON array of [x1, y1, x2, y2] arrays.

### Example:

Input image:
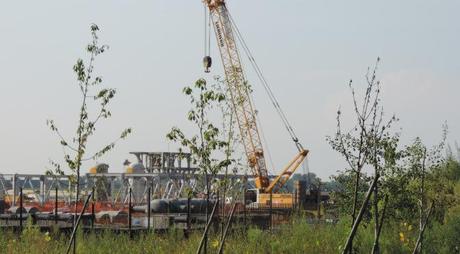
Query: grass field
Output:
[[1, 213, 459, 254]]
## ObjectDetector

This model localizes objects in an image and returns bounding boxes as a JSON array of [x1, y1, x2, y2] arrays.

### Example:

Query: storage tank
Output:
[[134, 198, 215, 214], [89, 163, 109, 174], [126, 163, 146, 202], [89, 163, 110, 201]]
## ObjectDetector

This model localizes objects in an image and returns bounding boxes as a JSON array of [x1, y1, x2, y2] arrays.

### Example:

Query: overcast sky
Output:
[[0, 1, 459, 180]]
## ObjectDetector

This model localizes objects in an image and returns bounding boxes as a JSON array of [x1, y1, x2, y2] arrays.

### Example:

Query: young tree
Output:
[[328, 58, 398, 253], [166, 78, 232, 252], [405, 126, 456, 253], [47, 24, 131, 249]]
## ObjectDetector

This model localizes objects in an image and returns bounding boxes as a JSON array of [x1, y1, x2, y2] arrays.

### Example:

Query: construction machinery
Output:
[[203, 0, 309, 206]]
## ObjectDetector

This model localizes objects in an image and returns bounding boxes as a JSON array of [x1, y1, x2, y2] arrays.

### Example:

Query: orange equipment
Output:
[[203, 0, 309, 196]]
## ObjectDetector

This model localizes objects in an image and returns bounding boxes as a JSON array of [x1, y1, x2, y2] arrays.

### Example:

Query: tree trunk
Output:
[[342, 174, 379, 254], [413, 202, 434, 254], [419, 149, 427, 252], [372, 194, 388, 254], [372, 153, 380, 254], [349, 170, 361, 253], [351, 170, 361, 221], [371, 182, 379, 254]]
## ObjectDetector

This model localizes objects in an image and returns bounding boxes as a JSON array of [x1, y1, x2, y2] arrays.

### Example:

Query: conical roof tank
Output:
[[125, 163, 145, 174]]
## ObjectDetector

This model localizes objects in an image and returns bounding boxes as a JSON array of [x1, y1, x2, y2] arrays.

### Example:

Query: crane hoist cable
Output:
[[203, 3, 212, 72], [226, 8, 304, 152], [203, 3, 212, 56], [203, 4, 207, 56]]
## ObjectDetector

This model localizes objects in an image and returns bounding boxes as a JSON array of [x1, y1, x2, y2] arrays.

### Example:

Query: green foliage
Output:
[[330, 170, 371, 217], [326, 58, 460, 253], [443, 157, 460, 181], [424, 211, 460, 253], [381, 126, 458, 225], [167, 78, 231, 185]]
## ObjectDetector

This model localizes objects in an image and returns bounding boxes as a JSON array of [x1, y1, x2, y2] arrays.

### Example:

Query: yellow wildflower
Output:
[[399, 232, 405, 242], [44, 231, 51, 242], [211, 239, 220, 249]]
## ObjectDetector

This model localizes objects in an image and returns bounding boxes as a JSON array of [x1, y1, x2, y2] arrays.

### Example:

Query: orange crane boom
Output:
[[204, 0, 308, 194]]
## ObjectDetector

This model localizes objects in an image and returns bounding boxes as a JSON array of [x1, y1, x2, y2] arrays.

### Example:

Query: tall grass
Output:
[[1, 214, 459, 253]]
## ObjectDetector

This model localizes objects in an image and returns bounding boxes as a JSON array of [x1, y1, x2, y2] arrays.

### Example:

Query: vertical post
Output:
[[204, 172, 209, 254], [40, 176, 45, 206], [220, 190, 224, 240], [294, 190, 297, 212], [147, 187, 151, 231], [222, 179, 228, 234], [12, 174, 17, 207], [317, 182, 321, 220], [55, 187, 58, 225], [128, 188, 132, 238], [68, 179, 72, 204], [19, 187, 23, 234], [186, 196, 191, 239], [91, 187, 95, 230], [269, 192, 273, 232], [243, 175, 247, 231]]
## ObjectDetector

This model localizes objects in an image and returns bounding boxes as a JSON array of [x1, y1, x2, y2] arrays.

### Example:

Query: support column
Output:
[[12, 174, 17, 207], [40, 176, 46, 206]]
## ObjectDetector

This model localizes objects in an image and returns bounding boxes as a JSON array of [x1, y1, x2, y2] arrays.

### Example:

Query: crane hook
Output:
[[203, 56, 212, 73]]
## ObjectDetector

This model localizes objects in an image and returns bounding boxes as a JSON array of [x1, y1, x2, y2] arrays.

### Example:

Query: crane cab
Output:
[[248, 188, 294, 208]]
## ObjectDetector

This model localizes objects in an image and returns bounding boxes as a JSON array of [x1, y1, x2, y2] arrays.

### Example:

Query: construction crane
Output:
[[203, 0, 309, 204]]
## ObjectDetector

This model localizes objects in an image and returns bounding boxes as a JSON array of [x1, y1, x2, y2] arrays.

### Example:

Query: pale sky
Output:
[[0, 1, 459, 180]]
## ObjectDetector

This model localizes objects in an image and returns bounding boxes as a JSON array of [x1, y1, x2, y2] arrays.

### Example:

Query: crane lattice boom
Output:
[[204, 0, 308, 193]]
